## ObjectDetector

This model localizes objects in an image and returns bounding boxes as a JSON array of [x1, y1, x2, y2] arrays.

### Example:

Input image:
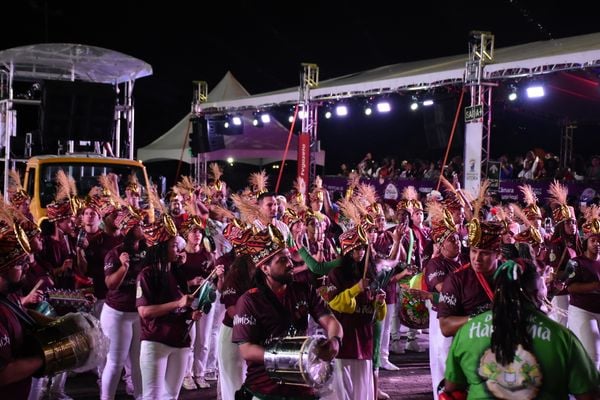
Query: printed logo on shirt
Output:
[[136, 282, 143, 299], [233, 314, 256, 326], [221, 288, 237, 297], [427, 270, 445, 283], [0, 334, 10, 349], [104, 262, 113, 271], [439, 292, 457, 306]]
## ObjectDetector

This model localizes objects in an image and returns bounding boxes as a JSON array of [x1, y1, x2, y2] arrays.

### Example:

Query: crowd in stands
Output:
[[337, 151, 600, 183]]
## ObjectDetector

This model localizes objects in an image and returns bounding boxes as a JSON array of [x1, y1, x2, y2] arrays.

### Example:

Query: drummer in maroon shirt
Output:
[[136, 216, 202, 400], [232, 226, 343, 400], [0, 222, 45, 398]]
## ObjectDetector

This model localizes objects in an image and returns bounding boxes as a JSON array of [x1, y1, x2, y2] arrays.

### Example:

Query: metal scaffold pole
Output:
[[465, 31, 496, 178], [299, 63, 319, 187], [191, 81, 208, 185]]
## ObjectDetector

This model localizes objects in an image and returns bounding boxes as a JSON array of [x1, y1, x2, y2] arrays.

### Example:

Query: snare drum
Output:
[[264, 335, 333, 389], [398, 289, 429, 330]]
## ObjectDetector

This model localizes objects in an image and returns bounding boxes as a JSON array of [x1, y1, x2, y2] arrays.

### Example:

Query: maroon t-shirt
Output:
[[232, 281, 329, 398], [39, 232, 75, 290], [176, 250, 213, 293], [424, 256, 462, 311], [0, 301, 33, 399], [104, 244, 147, 312], [136, 266, 191, 347], [327, 265, 376, 360], [374, 230, 397, 305], [437, 265, 493, 319], [412, 225, 433, 265], [569, 256, 600, 313], [84, 231, 124, 300], [220, 278, 247, 328]]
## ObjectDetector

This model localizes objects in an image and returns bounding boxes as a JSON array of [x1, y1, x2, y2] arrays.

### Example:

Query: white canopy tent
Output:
[[137, 71, 325, 166], [195, 32, 600, 112]]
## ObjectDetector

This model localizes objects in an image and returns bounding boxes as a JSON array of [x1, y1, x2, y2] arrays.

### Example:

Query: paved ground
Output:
[[64, 332, 433, 399]]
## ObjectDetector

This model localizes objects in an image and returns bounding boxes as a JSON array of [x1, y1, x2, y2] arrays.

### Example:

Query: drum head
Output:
[[300, 335, 334, 388], [398, 290, 429, 329]]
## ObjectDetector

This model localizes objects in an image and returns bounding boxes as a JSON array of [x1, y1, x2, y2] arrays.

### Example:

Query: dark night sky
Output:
[[2, 1, 600, 173]]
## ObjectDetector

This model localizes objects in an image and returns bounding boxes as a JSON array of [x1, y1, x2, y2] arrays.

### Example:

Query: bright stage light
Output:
[[376, 101, 391, 113], [422, 99, 434, 106], [364, 106, 373, 116], [526, 86, 545, 98], [335, 105, 348, 116]]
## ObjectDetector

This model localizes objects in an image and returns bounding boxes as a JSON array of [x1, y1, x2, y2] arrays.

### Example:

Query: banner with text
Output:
[[297, 133, 310, 191], [464, 121, 483, 197]]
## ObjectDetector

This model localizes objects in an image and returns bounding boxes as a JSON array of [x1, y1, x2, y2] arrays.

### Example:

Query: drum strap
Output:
[[474, 271, 494, 301], [0, 295, 37, 328]]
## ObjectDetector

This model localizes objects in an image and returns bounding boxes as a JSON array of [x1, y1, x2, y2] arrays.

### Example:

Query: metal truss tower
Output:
[[560, 123, 575, 168], [191, 81, 208, 185], [465, 31, 495, 176], [299, 63, 319, 186]]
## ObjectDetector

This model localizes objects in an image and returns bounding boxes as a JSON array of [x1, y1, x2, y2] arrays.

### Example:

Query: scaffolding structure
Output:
[[299, 63, 319, 187]]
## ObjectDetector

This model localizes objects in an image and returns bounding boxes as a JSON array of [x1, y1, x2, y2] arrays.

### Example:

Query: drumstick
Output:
[[31, 279, 44, 293], [190, 268, 218, 297], [362, 245, 370, 281]]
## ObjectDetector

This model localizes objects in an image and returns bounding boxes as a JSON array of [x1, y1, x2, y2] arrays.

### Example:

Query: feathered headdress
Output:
[[292, 176, 307, 206], [46, 170, 80, 222], [8, 169, 29, 207], [140, 185, 178, 247], [428, 200, 457, 243], [179, 193, 207, 237], [208, 163, 226, 194], [231, 193, 261, 230], [519, 184, 542, 221], [357, 183, 383, 217], [439, 175, 466, 212], [125, 173, 141, 196], [337, 197, 370, 256], [249, 170, 269, 198], [547, 180, 575, 224], [345, 171, 360, 200], [397, 185, 422, 213], [582, 205, 600, 240], [511, 203, 543, 245], [466, 180, 504, 251]]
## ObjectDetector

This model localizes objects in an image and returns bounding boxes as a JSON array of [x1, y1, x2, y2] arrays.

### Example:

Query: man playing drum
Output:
[[233, 225, 343, 400]]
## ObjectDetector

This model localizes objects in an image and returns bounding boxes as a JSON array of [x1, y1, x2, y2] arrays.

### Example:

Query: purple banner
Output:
[[323, 176, 596, 205]]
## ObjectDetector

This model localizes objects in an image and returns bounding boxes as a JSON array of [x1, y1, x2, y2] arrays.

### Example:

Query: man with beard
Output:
[[0, 224, 45, 398], [233, 226, 342, 399]]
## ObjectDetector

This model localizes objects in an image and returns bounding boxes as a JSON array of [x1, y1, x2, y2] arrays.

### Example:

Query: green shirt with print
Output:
[[444, 310, 599, 399]]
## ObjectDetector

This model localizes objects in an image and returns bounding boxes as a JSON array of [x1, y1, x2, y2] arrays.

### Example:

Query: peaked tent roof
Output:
[[137, 71, 325, 165], [195, 32, 600, 112]]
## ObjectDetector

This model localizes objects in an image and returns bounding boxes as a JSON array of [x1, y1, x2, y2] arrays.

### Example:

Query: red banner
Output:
[[297, 133, 310, 191]]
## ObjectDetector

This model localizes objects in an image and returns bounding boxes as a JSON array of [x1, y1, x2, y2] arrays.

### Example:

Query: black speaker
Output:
[[190, 117, 227, 155], [40, 80, 115, 142]]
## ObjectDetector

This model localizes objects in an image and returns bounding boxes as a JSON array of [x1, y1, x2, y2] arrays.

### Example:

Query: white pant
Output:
[[379, 303, 395, 362], [217, 324, 246, 400], [428, 303, 453, 400], [100, 303, 142, 400], [187, 294, 219, 377], [207, 300, 225, 372], [550, 294, 569, 327], [568, 305, 600, 370], [28, 372, 68, 400], [331, 358, 374, 400], [140, 340, 188, 400]]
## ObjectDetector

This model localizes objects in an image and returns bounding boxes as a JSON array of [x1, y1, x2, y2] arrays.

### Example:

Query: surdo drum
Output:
[[263, 335, 334, 389]]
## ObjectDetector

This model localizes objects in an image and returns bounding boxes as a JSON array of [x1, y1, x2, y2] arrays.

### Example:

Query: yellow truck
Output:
[[24, 154, 150, 222]]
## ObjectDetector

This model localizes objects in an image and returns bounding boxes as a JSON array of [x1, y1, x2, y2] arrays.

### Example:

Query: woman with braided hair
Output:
[[441, 259, 599, 399]]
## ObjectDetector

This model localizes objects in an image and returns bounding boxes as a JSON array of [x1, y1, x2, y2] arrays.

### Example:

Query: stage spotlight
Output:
[[526, 85, 544, 98], [324, 110, 332, 119], [364, 106, 373, 116], [335, 104, 348, 117], [260, 113, 271, 123], [288, 115, 294, 123], [507, 84, 518, 101], [224, 121, 230, 128], [422, 99, 434, 106], [232, 115, 242, 126], [409, 96, 419, 111], [376, 101, 391, 113]]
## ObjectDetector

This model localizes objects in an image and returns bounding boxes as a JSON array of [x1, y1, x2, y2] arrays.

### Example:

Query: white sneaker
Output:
[[182, 375, 197, 390], [204, 369, 218, 381], [380, 359, 400, 371], [195, 376, 211, 389], [389, 339, 405, 354], [405, 339, 425, 352]]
